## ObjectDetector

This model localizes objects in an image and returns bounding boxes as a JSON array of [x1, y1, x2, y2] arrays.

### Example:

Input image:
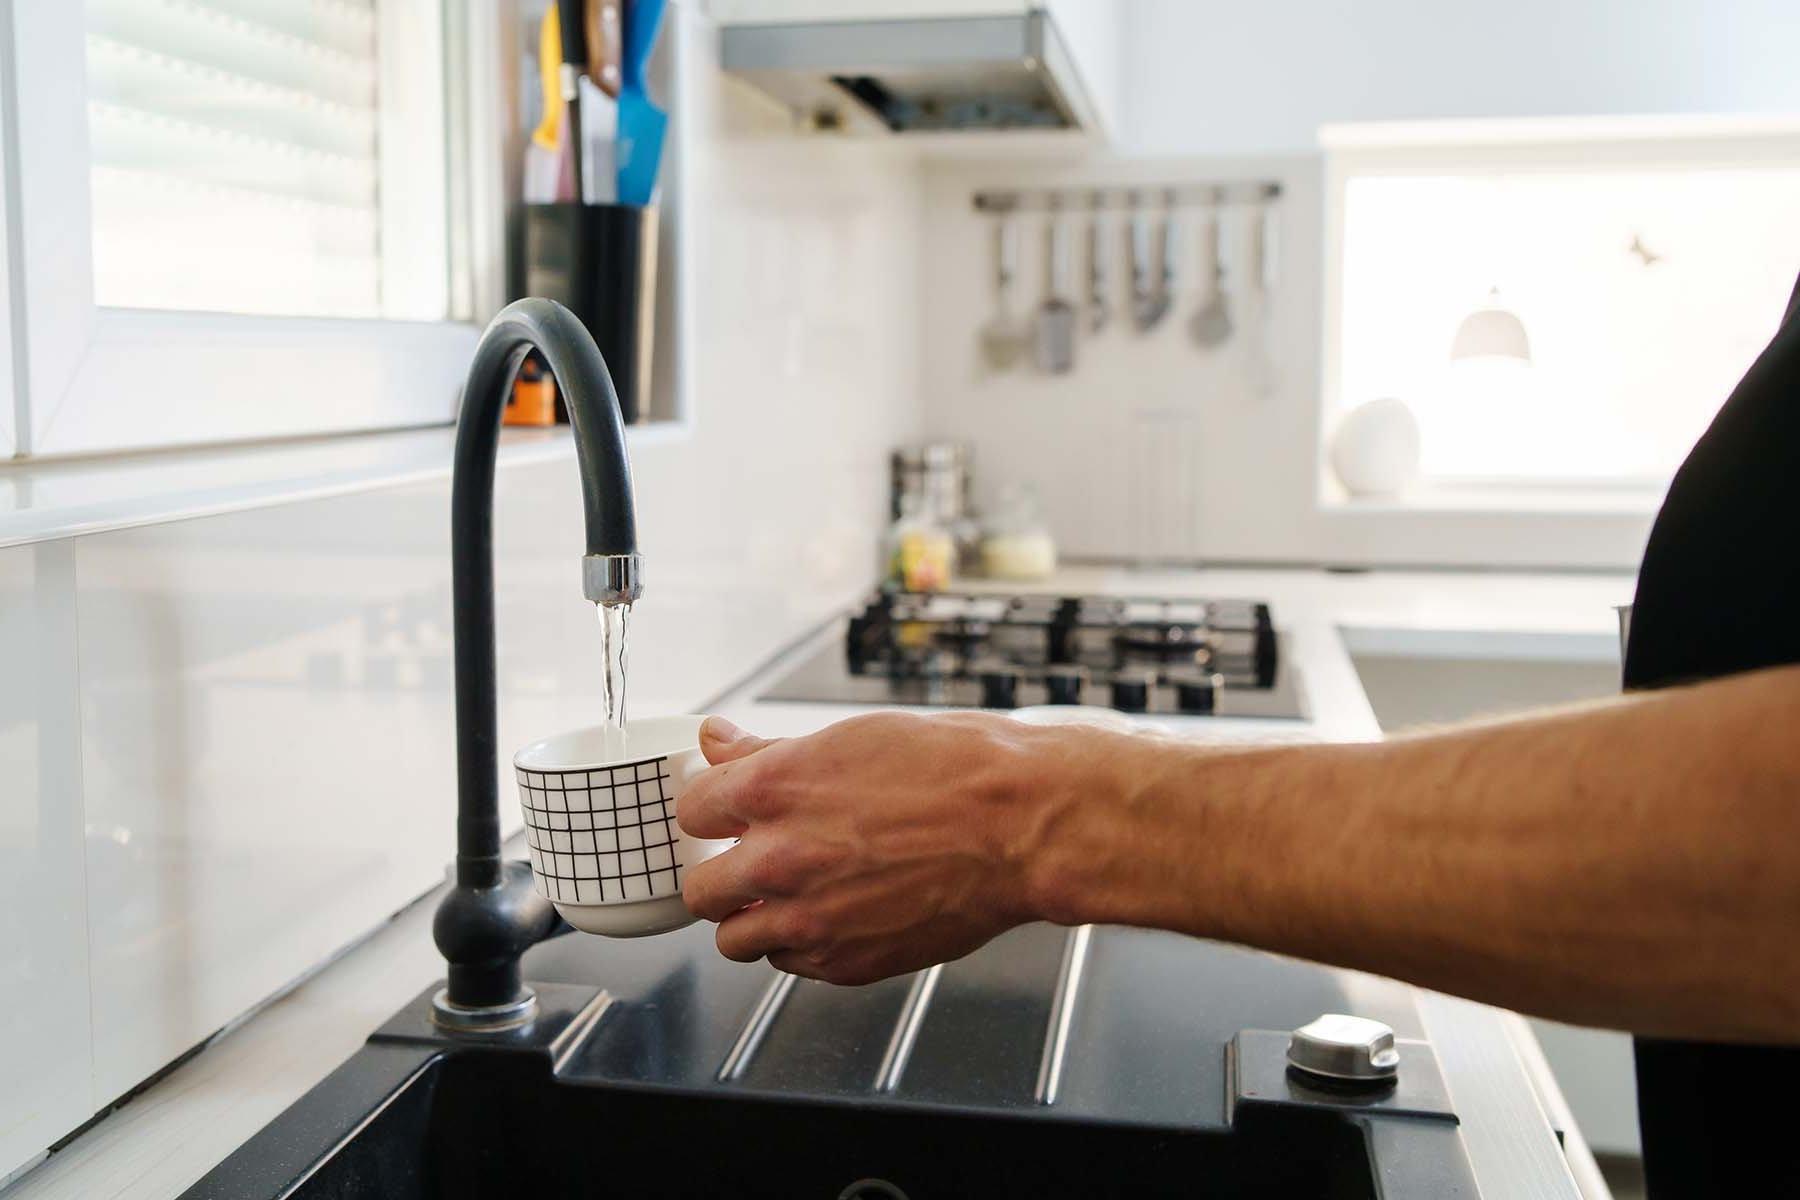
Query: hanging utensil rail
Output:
[[973, 181, 1281, 214]]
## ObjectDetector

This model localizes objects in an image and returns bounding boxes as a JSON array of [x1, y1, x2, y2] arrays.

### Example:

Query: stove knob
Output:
[[978, 664, 1022, 709], [1109, 669, 1155, 713], [1043, 664, 1086, 706], [1191, 640, 1216, 672], [919, 649, 957, 680], [1176, 673, 1224, 714]]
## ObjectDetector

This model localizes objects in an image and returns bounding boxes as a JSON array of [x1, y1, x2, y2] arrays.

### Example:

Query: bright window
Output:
[[1326, 121, 1800, 488], [1, 2, 488, 458], [83, 0, 448, 321]]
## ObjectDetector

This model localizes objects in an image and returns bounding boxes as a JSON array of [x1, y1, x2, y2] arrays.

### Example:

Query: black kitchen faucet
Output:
[[431, 298, 642, 1031]]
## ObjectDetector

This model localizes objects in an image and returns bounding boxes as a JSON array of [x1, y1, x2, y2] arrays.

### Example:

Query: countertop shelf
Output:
[[0, 421, 690, 551]]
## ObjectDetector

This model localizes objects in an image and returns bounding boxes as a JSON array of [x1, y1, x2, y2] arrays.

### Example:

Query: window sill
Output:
[[0, 419, 690, 552], [1309, 479, 1662, 570], [1320, 480, 1666, 518]]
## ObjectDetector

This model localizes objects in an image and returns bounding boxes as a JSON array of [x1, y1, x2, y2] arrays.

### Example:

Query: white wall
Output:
[[1043, 0, 1124, 140], [914, 1, 1800, 569], [1118, 0, 1800, 157], [919, 154, 1331, 565], [917, 153, 1660, 569], [0, 8, 922, 1180]]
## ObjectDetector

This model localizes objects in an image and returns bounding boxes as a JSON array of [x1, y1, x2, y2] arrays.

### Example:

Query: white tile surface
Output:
[[73, 487, 461, 1103], [0, 542, 93, 1177], [2, 870, 446, 1200]]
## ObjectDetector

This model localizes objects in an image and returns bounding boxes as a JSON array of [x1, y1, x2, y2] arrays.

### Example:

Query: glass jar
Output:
[[885, 494, 955, 592], [981, 486, 1057, 581]]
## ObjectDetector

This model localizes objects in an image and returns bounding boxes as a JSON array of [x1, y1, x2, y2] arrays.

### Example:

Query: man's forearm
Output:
[[1021, 665, 1800, 1042]]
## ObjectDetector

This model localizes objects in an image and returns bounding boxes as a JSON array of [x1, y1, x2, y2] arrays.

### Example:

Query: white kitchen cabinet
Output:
[[712, 0, 1122, 140], [709, 1, 1033, 22], [1037, 0, 1120, 140]]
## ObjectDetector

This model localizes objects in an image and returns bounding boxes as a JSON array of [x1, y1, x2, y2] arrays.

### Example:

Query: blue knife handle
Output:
[[621, 0, 666, 91]]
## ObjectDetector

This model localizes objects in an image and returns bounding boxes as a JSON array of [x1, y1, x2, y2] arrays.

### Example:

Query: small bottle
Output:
[[885, 494, 954, 593]]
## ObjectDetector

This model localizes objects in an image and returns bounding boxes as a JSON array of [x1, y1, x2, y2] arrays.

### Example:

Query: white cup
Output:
[[513, 714, 730, 937]]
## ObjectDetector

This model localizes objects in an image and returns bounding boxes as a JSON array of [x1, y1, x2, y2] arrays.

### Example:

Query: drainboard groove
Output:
[[1034, 925, 1094, 1105], [872, 964, 944, 1094], [716, 971, 799, 1083]]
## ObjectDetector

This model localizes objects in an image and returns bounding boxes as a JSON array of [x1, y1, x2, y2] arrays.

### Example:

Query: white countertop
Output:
[[4, 564, 1629, 1198], [1022, 564, 1632, 663], [714, 565, 1631, 743], [0, 423, 687, 551]]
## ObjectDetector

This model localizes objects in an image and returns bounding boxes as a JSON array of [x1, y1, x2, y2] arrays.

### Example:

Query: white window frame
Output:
[[1319, 114, 1800, 507], [1, 1, 506, 460], [1304, 115, 1800, 569]]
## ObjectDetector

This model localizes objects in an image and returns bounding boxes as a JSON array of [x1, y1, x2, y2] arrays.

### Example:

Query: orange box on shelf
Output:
[[504, 355, 560, 426]]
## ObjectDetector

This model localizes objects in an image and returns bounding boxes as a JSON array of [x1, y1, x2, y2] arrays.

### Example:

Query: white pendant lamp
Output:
[[1449, 287, 1531, 364]]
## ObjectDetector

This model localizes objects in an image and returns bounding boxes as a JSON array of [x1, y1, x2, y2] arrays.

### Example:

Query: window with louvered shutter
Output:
[[83, 0, 447, 321]]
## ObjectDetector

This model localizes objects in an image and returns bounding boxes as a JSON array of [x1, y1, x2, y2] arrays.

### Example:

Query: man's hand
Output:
[[677, 711, 1091, 985]]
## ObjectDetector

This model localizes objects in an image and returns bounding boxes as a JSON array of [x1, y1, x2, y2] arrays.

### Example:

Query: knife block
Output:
[[522, 203, 659, 424]]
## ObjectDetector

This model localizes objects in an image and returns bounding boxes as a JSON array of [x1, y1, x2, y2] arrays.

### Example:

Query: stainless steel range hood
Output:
[[719, 10, 1096, 134]]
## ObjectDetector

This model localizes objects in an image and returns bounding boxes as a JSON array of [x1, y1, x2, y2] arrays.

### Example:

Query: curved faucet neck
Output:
[[435, 298, 641, 1022]]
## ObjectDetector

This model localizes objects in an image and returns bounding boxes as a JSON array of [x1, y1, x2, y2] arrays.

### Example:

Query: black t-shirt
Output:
[[1624, 271, 1800, 1195]]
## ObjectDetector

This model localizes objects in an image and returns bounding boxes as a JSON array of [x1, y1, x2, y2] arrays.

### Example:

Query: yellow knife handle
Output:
[[532, 5, 563, 150]]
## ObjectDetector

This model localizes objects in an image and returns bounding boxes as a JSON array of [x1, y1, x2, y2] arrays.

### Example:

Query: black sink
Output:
[[260, 1051, 1379, 1200], [182, 923, 1480, 1199]]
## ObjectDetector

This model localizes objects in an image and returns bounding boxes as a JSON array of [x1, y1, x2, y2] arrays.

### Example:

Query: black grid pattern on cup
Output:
[[517, 754, 681, 905]]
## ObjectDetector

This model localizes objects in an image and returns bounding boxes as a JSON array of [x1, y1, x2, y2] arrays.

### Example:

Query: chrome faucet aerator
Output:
[[584, 552, 644, 607], [432, 298, 642, 1031]]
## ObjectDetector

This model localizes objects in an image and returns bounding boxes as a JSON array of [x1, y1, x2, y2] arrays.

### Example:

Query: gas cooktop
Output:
[[762, 591, 1307, 720]]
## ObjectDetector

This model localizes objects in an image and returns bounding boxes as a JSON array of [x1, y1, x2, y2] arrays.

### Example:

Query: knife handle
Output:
[[622, 0, 668, 92], [557, 0, 587, 75], [587, 0, 622, 97]]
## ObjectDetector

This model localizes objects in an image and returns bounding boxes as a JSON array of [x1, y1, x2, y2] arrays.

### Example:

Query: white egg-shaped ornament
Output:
[[1330, 398, 1421, 498]]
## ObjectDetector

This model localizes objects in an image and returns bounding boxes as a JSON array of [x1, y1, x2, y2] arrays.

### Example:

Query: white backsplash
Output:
[[0, 11, 920, 1176], [919, 155, 1329, 565], [0, 542, 92, 1177], [917, 154, 1655, 569]]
